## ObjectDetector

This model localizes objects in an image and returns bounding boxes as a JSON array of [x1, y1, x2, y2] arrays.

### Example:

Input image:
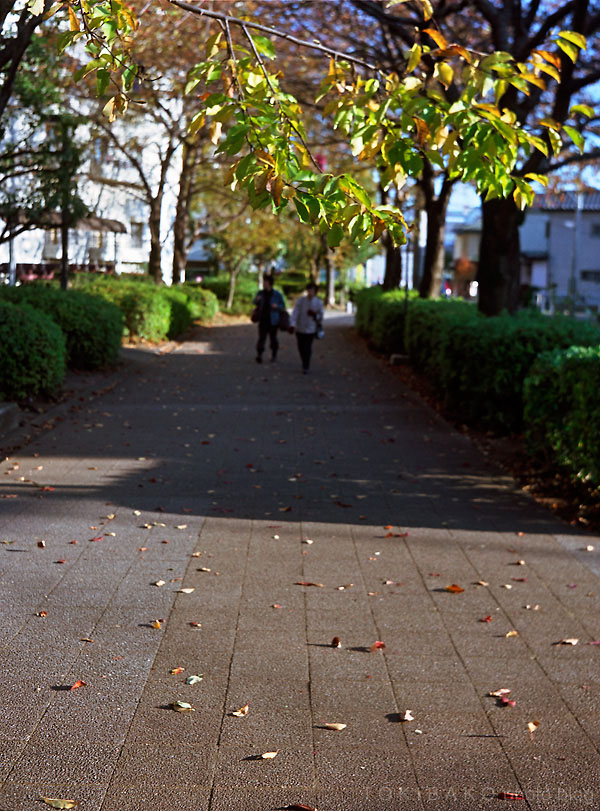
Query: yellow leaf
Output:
[[152, 619, 162, 629], [231, 703, 249, 717], [505, 629, 519, 638], [102, 97, 117, 124], [435, 62, 453, 88], [27, 0, 44, 15], [68, 4, 79, 31], [423, 28, 448, 50], [406, 44, 422, 73], [323, 722, 346, 731], [527, 719, 540, 735], [270, 175, 284, 206], [42, 801, 78, 810], [413, 116, 429, 147], [532, 49, 562, 69], [209, 121, 222, 145], [261, 751, 278, 759]]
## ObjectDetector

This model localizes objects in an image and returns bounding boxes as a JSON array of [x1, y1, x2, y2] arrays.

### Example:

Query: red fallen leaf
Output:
[[89, 537, 102, 542], [69, 540, 78, 545], [271, 603, 283, 609], [294, 581, 324, 588], [284, 805, 317, 811], [497, 792, 524, 800], [445, 584, 464, 593], [385, 532, 409, 538], [138, 547, 147, 552], [70, 680, 86, 691], [161, 540, 169, 544], [384, 525, 393, 530], [55, 559, 66, 564], [480, 615, 493, 623], [512, 577, 528, 582], [370, 640, 386, 652], [189, 621, 202, 627], [331, 636, 341, 648], [40, 486, 54, 492], [589, 640, 600, 645], [36, 610, 47, 617], [499, 696, 516, 707]]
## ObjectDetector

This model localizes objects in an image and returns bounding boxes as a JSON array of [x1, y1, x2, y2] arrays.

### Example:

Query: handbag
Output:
[[278, 309, 290, 331], [315, 316, 324, 339], [250, 305, 260, 323]]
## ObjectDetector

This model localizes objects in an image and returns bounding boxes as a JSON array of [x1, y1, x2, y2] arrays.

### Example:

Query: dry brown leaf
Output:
[[323, 722, 346, 731], [294, 581, 324, 588], [331, 636, 342, 648], [445, 584, 464, 593], [231, 703, 249, 717]]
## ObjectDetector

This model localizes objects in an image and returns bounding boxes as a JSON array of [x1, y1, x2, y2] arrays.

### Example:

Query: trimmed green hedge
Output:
[[0, 301, 66, 400], [71, 275, 218, 341], [524, 346, 600, 487], [0, 284, 123, 369], [355, 287, 421, 354], [200, 275, 257, 315], [355, 289, 600, 433]]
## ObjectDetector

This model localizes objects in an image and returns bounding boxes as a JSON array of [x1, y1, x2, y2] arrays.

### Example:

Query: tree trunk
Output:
[[417, 165, 454, 298], [382, 232, 402, 290], [148, 196, 163, 284], [226, 267, 239, 309], [477, 196, 522, 316], [171, 141, 197, 285]]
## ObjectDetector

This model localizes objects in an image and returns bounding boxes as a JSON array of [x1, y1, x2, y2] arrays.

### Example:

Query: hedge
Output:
[[71, 275, 218, 341], [355, 288, 600, 433], [0, 301, 66, 400], [0, 284, 123, 369], [354, 287, 420, 354], [200, 275, 258, 315], [524, 346, 600, 487]]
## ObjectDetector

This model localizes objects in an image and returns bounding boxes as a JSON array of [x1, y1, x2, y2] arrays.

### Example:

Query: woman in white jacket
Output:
[[289, 282, 324, 374]]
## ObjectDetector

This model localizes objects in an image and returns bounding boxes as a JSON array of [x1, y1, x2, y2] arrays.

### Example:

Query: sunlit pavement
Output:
[[1, 314, 599, 810]]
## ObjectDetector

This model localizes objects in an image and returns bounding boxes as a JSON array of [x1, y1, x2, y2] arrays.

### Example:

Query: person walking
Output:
[[289, 281, 324, 374], [253, 275, 286, 363]]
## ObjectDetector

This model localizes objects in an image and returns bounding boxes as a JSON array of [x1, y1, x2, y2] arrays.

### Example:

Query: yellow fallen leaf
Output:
[[172, 701, 195, 712], [489, 688, 511, 697], [198, 567, 211, 572], [177, 588, 195, 594], [505, 630, 519, 638], [528, 719, 540, 737], [323, 722, 346, 731], [261, 750, 278, 759], [152, 619, 162, 629], [231, 703, 249, 717], [176, 524, 188, 529], [556, 638, 579, 645], [42, 800, 78, 810], [170, 667, 184, 675], [153, 580, 166, 587]]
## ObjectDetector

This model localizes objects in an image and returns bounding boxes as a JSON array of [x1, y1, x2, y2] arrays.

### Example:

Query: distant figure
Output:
[[253, 275, 286, 363], [289, 281, 324, 374]]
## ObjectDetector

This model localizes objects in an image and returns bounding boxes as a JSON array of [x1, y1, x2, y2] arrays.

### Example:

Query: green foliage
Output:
[[356, 289, 600, 433], [524, 346, 600, 486], [160, 286, 193, 338], [0, 301, 66, 400], [354, 286, 419, 353], [0, 284, 122, 369], [279, 269, 309, 298], [181, 284, 219, 320], [200, 274, 257, 314]]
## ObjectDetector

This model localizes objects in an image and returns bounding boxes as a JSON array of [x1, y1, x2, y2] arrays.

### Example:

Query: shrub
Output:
[[181, 283, 219, 321], [0, 301, 66, 400], [160, 286, 192, 338], [524, 346, 600, 487], [201, 275, 257, 314], [0, 284, 123, 369]]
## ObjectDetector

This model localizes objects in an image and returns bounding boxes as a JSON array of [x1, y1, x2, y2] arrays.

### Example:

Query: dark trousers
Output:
[[296, 332, 315, 370], [257, 324, 279, 358]]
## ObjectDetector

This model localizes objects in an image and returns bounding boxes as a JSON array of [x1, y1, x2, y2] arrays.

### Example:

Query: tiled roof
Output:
[[532, 191, 600, 211]]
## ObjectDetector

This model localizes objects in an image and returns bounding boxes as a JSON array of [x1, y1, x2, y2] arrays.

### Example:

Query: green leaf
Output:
[[252, 35, 276, 59], [547, 127, 562, 155], [327, 223, 344, 247], [524, 173, 548, 187], [97, 68, 111, 96], [570, 103, 594, 118], [558, 30, 587, 49], [294, 197, 310, 223], [563, 125, 585, 153]]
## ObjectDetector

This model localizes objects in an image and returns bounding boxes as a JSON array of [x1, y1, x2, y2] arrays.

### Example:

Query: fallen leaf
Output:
[[231, 703, 249, 717], [524, 604, 540, 611], [271, 603, 282, 609], [69, 680, 86, 691], [177, 588, 195, 594], [175, 524, 188, 529], [527, 719, 540, 737], [476, 580, 489, 587], [172, 701, 195, 712], [37, 540, 46, 548], [499, 695, 516, 707], [80, 638, 94, 643], [497, 792, 524, 800], [152, 619, 162, 629], [555, 638, 579, 645], [295, 581, 324, 588], [331, 636, 342, 648], [284, 805, 317, 811], [153, 580, 166, 587], [445, 584, 464, 593], [303, 539, 314, 545], [261, 751, 278, 759], [189, 621, 202, 628], [505, 630, 519, 638], [502, 584, 513, 590], [170, 667, 184, 675], [480, 615, 493, 623], [198, 567, 211, 573], [41, 800, 78, 809], [336, 584, 354, 590], [402, 710, 414, 721], [370, 640, 386, 652], [489, 688, 512, 697], [36, 610, 48, 617], [585, 545, 595, 552], [323, 722, 346, 731], [186, 674, 203, 685]]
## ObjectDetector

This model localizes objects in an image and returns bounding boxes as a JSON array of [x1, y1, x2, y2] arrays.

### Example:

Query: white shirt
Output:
[[291, 294, 324, 334]]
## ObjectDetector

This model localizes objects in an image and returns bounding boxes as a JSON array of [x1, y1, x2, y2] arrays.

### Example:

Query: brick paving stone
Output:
[[0, 314, 599, 810]]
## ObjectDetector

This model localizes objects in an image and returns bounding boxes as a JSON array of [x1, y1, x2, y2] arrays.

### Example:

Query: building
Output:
[[452, 191, 600, 312]]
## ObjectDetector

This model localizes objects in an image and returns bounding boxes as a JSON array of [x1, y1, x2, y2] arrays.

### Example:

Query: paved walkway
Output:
[[1, 314, 599, 811]]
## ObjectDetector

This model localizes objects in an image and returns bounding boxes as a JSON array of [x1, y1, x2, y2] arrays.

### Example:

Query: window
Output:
[[130, 222, 144, 248], [580, 270, 600, 283]]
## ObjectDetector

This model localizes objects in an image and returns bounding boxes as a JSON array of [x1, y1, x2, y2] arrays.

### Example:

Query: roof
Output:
[[531, 191, 600, 212]]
